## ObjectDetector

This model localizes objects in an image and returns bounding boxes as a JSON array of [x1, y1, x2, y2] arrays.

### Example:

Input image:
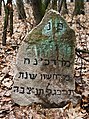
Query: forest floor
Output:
[[0, 2, 89, 119]]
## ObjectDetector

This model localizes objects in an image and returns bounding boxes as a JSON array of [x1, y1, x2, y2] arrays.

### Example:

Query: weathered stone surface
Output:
[[12, 10, 78, 107]]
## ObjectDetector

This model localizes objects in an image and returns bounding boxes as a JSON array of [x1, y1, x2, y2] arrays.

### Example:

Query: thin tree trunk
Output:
[[0, 0, 2, 15], [16, 0, 26, 19], [74, 0, 85, 15], [2, 5, 9, 45], [2, 0, 13, 45], [58, 0, 64, 13], [52, 0, 57, 10], [62, 0, 68, 14], [71, 0, 73, 2], [10, 5, 13, 36]]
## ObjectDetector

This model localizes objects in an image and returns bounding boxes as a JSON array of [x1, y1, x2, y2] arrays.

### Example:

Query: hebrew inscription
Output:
[[12, 10, 76, 107], [13, 85, 75, 96], [24, 58, 71, 67]]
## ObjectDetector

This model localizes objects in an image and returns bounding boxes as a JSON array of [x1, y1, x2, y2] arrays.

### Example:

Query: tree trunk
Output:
[[0, 0, 2, 15], [52, 0, 57, 10], [10, 4, 13, 36], [30, 0, 50, 25], [41, 0, 50, 12], [2, 0, 13, 45], [71, 0, 73, 2], [2, 4, 9, 45], [16, 0, 26, 19], [74, 0, 85, 15], [30, 0, 42, 25], [58, 0, 64, 13], [62, 0, 68, 14]]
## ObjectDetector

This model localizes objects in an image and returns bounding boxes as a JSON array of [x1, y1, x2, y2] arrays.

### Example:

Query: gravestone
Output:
[[12, 10, 78, 107]]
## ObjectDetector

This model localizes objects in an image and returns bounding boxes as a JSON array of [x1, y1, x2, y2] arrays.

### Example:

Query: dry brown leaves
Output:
[[0, 2, 89, 119]]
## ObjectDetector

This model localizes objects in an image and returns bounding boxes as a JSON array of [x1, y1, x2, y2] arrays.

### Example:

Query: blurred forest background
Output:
[[0, 0, 89, 118]]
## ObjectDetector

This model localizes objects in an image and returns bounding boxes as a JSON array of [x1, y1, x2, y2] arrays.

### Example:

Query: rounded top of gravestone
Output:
[[25, 9, 71, 44]]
